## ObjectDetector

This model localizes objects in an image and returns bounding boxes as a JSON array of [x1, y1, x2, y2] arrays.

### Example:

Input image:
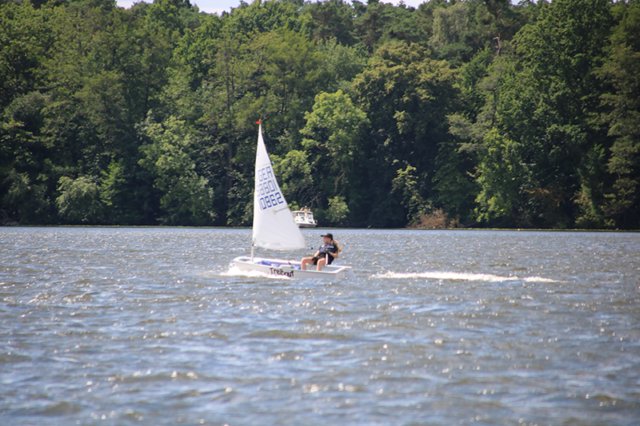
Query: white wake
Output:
[[371, 271, 559, 283]]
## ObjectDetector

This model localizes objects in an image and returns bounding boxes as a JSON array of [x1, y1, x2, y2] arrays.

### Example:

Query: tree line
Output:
[[1, 0, 638, 228]]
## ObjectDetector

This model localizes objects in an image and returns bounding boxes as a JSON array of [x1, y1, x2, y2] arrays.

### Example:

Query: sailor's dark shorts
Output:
[[312, 254, 334, 265]]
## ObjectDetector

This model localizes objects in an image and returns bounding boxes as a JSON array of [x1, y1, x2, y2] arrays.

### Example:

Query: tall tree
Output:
[[352, 41, 457, 225], [474, 0, 614, 227], [300, 90, 368, 223], [138, 116, 215, 225], [599, 2, 640, 228]]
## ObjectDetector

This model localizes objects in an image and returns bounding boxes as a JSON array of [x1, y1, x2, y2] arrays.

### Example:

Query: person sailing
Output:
[[301, 233, 341, 271]]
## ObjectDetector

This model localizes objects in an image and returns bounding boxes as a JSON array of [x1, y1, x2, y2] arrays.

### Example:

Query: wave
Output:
[[371, 271, 559, 283], [522, 276, 558, 283]]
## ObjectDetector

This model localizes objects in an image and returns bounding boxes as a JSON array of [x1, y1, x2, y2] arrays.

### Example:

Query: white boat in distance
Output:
[[232, 122, 350, 279], [292, 208, 317, 228]]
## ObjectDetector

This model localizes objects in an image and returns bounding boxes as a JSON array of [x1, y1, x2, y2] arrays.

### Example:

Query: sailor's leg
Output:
[[300, 257, 311, 271], [316, 258, 327, 271]]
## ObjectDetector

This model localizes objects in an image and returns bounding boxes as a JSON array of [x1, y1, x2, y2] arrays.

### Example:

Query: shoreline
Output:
[[1, 224, 638, 233]]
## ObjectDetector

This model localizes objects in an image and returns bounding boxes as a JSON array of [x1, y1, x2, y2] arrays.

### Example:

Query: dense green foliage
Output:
[[1, 0, 638, 228]]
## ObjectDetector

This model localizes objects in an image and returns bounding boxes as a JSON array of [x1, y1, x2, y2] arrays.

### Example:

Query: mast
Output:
[[251, 117, 261, 262]]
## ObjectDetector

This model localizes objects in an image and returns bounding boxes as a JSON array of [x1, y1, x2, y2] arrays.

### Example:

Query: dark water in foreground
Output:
[[0, 228, 639, 425]]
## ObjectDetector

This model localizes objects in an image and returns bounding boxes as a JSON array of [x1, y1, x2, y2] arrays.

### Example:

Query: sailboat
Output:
[[232, 121, 350, 279]]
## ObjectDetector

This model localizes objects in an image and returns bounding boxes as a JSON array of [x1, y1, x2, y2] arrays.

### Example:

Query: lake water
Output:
[[1, 227, 639, 425]]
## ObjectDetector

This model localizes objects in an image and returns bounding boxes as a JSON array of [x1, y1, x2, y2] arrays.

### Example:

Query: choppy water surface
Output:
[[1, 228, 639, 425]]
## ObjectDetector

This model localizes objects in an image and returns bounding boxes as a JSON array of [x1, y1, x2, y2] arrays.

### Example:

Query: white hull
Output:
[[296, 222, 317, 228], [233, 256, 350, 280]]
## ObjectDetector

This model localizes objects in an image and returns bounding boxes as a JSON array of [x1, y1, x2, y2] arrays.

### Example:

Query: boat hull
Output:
[[232, 256, 349, 280], [296, 222, 317, 228]]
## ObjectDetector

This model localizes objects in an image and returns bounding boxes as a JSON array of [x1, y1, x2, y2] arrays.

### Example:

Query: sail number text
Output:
[[257, 166, 284, 210]]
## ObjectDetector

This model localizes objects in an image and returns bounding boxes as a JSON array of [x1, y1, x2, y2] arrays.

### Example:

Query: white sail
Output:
[[252, 124, 306, 250]]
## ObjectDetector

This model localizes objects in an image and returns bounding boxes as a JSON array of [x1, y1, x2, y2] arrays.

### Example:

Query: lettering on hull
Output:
[[269, 268, 294, 278]]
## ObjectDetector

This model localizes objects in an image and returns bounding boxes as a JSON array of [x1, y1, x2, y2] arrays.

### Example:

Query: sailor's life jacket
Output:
[[318, 241, 341, 257]]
